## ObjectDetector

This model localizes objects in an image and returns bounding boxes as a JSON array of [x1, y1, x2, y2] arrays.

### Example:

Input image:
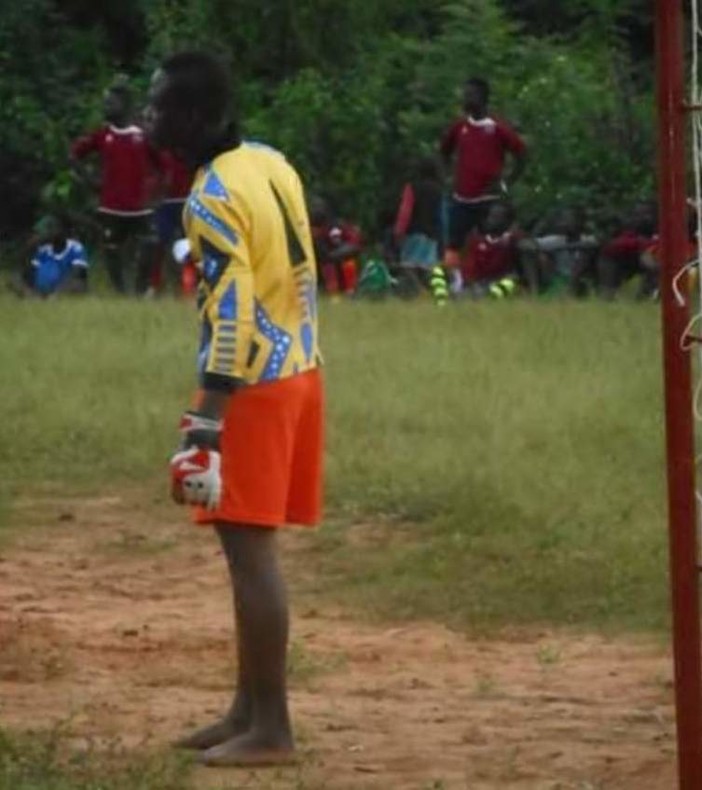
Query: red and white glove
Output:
[[169, 411, 223, 510]]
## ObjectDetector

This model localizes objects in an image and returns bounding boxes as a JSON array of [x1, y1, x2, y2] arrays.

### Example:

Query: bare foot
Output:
[[197, 731, 297, 767], [174, 716, 249, 751]]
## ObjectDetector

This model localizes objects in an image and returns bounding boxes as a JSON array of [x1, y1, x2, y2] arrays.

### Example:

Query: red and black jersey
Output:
[[602, 230, 658, 261], [71, 124, 161, 215], [312, 220, 363, 266], [441, 115, 526, 202], [159, 150, 193, 201], [463, 230, 522, 282]]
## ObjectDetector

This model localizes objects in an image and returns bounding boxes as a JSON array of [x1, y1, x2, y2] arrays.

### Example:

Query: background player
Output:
[[440, 77, 527, 271], [149, 149, 193, 294], [145, 51, 324, 768], [71, 77, 161, 294]]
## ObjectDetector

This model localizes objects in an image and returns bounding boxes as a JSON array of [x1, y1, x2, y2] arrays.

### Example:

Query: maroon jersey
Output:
[[160, 150, 192, 201], [464, 230, 521, 282], [71, 124, 160, 215], [312, 221, 363, 265], [441, 116, 526, 202], [602, 230, 658, 261]]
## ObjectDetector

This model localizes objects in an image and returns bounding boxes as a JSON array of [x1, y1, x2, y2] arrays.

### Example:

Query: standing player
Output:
[[149, 150, 193, 294], [144, 52, 323, 767], [440, 77, 527, 270], [71, 79, 161, 293], [393, 158, 444, 286]]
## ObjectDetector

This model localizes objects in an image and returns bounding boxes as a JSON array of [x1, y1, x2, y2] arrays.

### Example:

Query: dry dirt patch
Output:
[[0, 496, 677, 789]]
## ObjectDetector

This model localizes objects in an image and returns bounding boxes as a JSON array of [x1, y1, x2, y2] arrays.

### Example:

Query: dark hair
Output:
[[466, 77, 490, 104], [40, 210, 71, 236], [105, 70, 131, 101], [161, 51, 231, 126]]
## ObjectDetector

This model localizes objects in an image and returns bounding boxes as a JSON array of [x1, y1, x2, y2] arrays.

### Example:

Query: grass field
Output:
[[0, 294, 674, 788], [1, 294, 669, 632]]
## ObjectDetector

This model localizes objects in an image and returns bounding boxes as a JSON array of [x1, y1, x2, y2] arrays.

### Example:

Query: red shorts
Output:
[[193, 369, 324, 528]]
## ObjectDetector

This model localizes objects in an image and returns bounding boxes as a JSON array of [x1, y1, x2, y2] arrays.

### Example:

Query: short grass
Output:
[[0, 727, 191, 790], [0, 294, 670, 632]]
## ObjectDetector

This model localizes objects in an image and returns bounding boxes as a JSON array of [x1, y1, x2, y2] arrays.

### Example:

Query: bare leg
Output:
[[175, 529, 253, 750], [198, 524, 295, 767]]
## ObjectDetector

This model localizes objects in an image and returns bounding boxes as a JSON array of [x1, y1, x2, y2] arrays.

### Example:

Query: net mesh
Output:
[[686, 0, 702, 534]]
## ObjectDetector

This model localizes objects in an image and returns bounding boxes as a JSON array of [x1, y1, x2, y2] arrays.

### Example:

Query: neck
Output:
[[469, 108, 488, 120], [189, 122, 241, 169]]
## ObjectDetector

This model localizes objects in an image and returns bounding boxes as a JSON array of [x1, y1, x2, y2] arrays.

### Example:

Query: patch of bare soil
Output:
[[0, 496, 676, 789]]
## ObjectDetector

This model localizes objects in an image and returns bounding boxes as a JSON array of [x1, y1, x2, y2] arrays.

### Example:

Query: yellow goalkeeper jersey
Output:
[[183, 141, 320, 389]]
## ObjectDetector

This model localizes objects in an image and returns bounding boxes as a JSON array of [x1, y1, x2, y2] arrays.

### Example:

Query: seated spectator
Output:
[[640, 203, 698, 301], [598, 201, 658, 300], [393, 158, 443, 288], [523, 207, 599, 297], [309, 197, 363, 297], [462, 201, 521, 298], [16, 214, 88, 298]]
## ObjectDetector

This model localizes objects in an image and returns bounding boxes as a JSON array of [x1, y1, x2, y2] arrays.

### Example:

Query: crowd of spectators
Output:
[[13, 74, 675, 304], [312, 76, 669, 304]]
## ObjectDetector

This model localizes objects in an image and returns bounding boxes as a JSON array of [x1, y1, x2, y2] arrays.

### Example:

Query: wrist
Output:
[[180, 410, 222, 450]]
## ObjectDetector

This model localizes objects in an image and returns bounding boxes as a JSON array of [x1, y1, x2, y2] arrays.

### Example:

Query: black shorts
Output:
[[447, 198, 495, 251], [98, 211, 153, 246]]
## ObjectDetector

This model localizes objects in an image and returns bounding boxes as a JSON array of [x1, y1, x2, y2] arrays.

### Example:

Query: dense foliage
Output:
[[0, 0, 656, 239]]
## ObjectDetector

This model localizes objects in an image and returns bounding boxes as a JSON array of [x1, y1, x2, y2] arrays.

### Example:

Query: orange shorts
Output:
[[193, 368, 324, 528]]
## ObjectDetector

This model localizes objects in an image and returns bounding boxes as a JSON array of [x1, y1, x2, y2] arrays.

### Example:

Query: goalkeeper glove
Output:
[[170, 411, 223, 510]]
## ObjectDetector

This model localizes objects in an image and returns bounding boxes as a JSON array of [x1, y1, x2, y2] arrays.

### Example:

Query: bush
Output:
[[1, 0, 655, 240]]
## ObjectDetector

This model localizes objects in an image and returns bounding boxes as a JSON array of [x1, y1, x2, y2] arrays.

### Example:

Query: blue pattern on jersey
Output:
[[202, 168, 229, 200], [188, 194, 238, 245], [302, 278, 317, 320], [200, 237, 230, 288], [32, 240, 87, 295], [218, 281, 238, 321], [255, 301, 292, 381], [301, 323, 314, 363]]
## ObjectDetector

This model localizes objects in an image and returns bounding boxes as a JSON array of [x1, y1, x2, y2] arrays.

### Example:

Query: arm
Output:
[[169, 191, 253, 508], [393, 184, 415, 240], [440, 122, 458, 167], [192, 192, 254, 419], [63, 243, 89, 294], [326, 224, 362, 263], [499, 122, 527, 190], [148, 146, 170, 204], [70, 130, 102, 189]]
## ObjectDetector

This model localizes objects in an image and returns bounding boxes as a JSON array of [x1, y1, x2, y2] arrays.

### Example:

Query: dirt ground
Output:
[[0, 495, 677, 789]]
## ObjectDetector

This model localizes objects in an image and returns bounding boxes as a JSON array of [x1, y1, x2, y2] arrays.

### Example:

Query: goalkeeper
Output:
[[144, 51, 323, 768]]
